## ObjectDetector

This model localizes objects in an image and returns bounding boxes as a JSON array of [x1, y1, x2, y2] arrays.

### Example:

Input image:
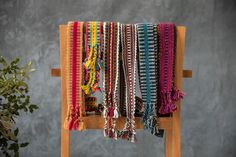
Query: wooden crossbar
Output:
[[51, 68, 192, 78], [51, 25, 191, 157]]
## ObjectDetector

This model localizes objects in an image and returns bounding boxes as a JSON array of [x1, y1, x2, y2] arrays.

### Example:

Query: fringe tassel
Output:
[[103, 108, 108, 118], [104, 128, 118, 139], [78, 121, 86, 131], [64, 106, 86, 131], [64, 117, 86, 131], [159, 90, 177, 114], [158, 87, 185, 114], [82, 45, 102, 95], [104, 129, 108, 137], [171, 87, 186, 101], [113, 108, 119, 118], [104, 107, 119, 118], [118, 130, 137, 143], [143, 115, 159, 135]]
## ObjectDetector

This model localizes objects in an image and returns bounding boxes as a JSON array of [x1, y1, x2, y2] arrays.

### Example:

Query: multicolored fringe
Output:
[[102, 22, 120, 139], [82, 22, 103, 95], [64, 21, 85, 131], [157, 23, 185, 115], [119, 24, 137, 142], [63, 21, 186, 141], [137, 24, 160, 135]]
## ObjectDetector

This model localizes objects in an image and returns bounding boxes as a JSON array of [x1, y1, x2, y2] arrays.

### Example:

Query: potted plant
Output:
[[0, 56, 39, 157]]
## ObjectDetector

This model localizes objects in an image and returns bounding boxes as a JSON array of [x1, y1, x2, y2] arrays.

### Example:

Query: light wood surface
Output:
[[55, 25, 189, 157], [171, 26, 186, 157], [51, 69, 192, 78], [82, 115, 172, 130], [59, 25, 70, 157]]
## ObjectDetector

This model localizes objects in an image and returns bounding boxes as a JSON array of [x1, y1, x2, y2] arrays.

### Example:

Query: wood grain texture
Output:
[[56, 25, 188, 157], [171, 26, 186, 157], [165, 128, 173, 157], [82, 115, 172, 130], [51, 68, 61, 77], [183, 70, 192, 78], [60, 25, 70, 157], [51, 69, 192, 78]]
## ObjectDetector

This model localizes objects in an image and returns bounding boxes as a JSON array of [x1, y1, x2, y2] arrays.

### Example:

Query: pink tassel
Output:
[[159, 102, 177, 114], [171, 87, 186, 101], [159, 90, 177, 114]]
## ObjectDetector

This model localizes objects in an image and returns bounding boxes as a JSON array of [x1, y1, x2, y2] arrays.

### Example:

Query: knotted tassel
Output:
[[71, 118, 79, 130], [104, 129, 108, 137], [113, 108, 119, 118], [82, 23, 102, 95], [78, 121, 86, 131], [65, 118, 85, 131], [159, 91, 177, 114], [64, 117, 70, 130], [171, 87, 186, 101], [81, 85, 91, 95], [130, 132, 137, 143], [103, 107, 108, 118], [148, 116, 159, 135]]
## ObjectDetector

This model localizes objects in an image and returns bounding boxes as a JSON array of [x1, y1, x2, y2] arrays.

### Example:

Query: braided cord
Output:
[[82, 22, 102, 95]]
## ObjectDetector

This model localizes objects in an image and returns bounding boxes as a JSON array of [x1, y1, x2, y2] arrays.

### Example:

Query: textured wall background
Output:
[[0, 0, 236, 157]]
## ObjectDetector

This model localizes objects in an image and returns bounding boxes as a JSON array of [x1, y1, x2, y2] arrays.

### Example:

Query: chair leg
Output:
[[61, 129, 70, 157], [165, 128, 173, 157]]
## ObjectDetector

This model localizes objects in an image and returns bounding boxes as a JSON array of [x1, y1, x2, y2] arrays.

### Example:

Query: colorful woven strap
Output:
[[102, 22, 120, 139], [82, 21, 103, 95], [137, 23, 160, 135], [157, 23, 185, 114], [64, 21, 85, 131], [119, 24, 137, 142]]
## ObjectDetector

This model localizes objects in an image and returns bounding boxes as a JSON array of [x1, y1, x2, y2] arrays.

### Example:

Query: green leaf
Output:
[[20, 142, 29, 147], [0, 56, 37, 156], [27, 61, 32, 66], [14, 128, 19, 136], [11, 58, 20, 65], [29, 104, 39, 113], [8, 143, 19, 151], [0, 119, 12, 129]]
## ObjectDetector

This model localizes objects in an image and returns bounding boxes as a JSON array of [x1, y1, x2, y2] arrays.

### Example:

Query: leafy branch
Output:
[[0, 56, 38, 157]]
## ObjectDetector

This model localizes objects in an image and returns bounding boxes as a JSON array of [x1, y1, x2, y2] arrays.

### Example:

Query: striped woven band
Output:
[[137, 23, 160, 135], [158, 23, 185, 114], [64, 21, 85, 131], [102, 22, 120, 139], [118, 24, 137, 142]]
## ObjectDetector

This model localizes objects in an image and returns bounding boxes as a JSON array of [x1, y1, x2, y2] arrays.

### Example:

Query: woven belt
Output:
[[63, 21, 185, 141], [102, 22, 120, 139], [118, 24, 137, 142], [157, 23, 185, 115], [64, 21, 85, 131], [137, 23, 160, 135]]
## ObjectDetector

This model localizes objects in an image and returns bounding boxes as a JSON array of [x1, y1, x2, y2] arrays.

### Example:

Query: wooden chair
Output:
[[51, 25, 192, 157]]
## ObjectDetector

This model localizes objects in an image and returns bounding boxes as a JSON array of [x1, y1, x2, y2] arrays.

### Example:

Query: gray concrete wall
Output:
[[0, 0, 236, 156]]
